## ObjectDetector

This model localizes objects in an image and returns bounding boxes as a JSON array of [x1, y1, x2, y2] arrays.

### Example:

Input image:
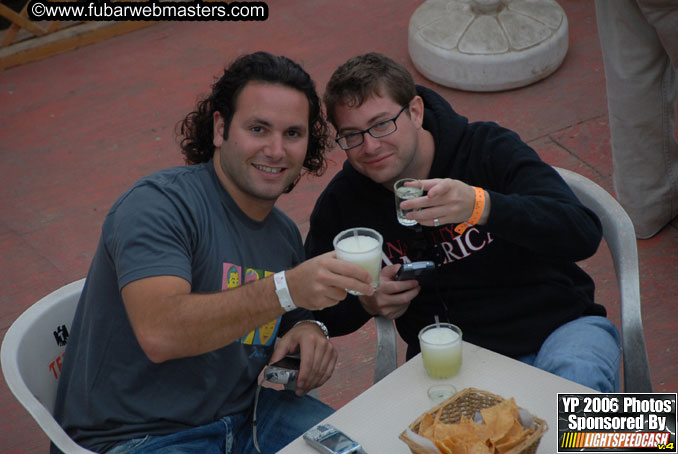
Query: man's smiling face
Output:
[[213, 81, 310, 219]]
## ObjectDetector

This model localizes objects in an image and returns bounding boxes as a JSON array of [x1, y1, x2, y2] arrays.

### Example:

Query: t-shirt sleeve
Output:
[[104, 183, 194, 290]]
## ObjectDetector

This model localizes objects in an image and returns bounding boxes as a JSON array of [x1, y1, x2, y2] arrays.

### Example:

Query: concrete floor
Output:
[[1, 1, 676, 452]]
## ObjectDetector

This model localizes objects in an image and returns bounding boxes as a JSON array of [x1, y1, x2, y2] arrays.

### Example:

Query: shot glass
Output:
[[427, 384, 457, 405], [333, 227, 383, 295], [418, 323, 462, 379], [394, 178, 424, 226]]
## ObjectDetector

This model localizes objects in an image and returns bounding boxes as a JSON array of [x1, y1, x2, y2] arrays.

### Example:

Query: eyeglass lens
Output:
[[337, 104, 408, 150]]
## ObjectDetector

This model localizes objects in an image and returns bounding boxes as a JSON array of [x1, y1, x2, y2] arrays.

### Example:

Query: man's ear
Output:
[[213, 111, 225, 148], [409, 95, 425, 129]]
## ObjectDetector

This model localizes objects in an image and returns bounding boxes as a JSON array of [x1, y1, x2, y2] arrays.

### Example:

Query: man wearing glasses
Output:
[[305, 53, 622, 393]]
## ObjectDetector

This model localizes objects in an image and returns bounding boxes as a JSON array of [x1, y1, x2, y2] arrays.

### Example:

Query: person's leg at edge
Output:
[[595, 0, 678, 239], [237, 387, 334, 453], [529, 316, 621, 393]]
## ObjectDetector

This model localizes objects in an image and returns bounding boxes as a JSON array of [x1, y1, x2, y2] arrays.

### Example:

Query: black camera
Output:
[[394, 260, 435, 282]]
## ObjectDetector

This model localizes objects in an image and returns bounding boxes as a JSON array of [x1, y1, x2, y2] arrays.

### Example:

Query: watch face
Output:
[[313, 321, 330, 339]]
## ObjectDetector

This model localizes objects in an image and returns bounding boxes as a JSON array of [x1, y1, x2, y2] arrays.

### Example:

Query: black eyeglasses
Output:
[[335, 104, 409, 150]]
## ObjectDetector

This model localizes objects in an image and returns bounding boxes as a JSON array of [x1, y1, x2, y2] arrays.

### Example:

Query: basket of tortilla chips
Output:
[[399, 388, 547, 454]]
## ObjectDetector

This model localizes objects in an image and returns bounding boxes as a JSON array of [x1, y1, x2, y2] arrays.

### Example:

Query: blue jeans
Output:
[[106, 388, 333, 454], [517, 316, 621, 393]]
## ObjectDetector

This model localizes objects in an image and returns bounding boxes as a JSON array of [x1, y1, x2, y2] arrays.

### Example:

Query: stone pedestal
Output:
[[408, 0, 569, 91]]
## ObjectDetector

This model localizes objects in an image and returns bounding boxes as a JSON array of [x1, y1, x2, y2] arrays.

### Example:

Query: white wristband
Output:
[[274, 271, 296, 312]]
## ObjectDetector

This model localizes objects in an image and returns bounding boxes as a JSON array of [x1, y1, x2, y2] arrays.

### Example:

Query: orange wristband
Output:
[[454, 186, 485, 234]]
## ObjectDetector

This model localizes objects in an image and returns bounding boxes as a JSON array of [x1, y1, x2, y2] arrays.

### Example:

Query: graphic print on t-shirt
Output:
[[382, 226, 494, 266], [222, 263, 279, 346]]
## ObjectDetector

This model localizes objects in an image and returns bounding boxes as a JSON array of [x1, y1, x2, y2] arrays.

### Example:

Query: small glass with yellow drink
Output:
[[418, 323, 462, 379]]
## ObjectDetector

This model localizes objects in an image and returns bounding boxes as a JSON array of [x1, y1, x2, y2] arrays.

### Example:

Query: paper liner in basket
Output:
[[399, 388, 548, 454]]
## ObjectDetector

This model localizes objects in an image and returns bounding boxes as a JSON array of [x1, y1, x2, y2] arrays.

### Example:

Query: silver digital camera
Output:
[[263, 355, 300, 385]]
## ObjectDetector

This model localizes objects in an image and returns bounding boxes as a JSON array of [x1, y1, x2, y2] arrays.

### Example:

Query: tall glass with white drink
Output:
[[333, 227, 383, 295], [418, 323, 462, 379]]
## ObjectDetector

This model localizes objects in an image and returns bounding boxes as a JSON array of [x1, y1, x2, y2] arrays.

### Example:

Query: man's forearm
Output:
[[122, 275, 285, 363]]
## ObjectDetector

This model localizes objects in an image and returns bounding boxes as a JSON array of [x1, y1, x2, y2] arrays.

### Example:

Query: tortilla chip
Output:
[[442, 437, 474, 454], [433, 421, 469, 440], [418, 413, 436, 439], [434, 439, 454, 454], [481, 398, 519, 442], [467, 441, 493, 454], [495, 425, 534, 453]]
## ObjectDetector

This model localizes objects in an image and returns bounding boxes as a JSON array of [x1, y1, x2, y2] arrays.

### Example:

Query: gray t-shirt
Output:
[[52, 163, 309, 452]]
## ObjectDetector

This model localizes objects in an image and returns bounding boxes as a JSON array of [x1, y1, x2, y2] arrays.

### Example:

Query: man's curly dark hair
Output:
[[178, 52, 330, 184]]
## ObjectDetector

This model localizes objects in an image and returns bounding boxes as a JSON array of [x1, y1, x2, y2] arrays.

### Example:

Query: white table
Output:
[[280, 341, 595, 454]]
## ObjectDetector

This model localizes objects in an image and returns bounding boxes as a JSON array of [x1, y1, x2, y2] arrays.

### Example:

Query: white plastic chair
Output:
[[1, 278, 95, 454], [1, 277, 319, 452], [373, 167, 653, 393]]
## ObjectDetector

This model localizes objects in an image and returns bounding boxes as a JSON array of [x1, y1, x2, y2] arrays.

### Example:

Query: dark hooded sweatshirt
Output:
[[305, 86, 606, 359]]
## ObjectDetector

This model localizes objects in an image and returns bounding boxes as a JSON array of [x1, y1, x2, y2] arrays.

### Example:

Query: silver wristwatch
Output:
[[294, 320, 330, 340]]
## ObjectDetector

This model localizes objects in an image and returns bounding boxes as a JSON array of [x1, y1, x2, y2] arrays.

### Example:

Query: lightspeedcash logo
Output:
[[558, 393, 677, 453]]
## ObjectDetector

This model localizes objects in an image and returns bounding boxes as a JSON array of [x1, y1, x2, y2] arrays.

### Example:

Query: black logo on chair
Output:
[[54, 325, 69, 347]]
